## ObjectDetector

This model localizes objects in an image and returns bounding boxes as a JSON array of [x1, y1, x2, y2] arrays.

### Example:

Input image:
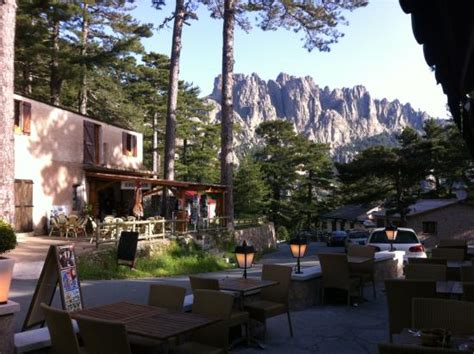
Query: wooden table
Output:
[[397, 328, 473, 351], [71, 301, 219, 341], [219, 278, 278, 295], [436, 281, 464, 296]]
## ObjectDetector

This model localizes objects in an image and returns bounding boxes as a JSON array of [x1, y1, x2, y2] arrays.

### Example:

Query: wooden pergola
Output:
[[84, 166, 227, 222]]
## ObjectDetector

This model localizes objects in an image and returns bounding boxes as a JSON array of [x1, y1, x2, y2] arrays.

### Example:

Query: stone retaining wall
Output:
[[234, 223, 277, 252]]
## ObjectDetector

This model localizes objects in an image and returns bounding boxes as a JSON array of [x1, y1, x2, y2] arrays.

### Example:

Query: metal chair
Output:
[[40, 303, 81, 354], [384, 279, 437, 342], [379, 343, 462, 354], [405, 264, 447, 281], [319, 253, 362, 306], [148, 284, 186, 311], [347, 244, 377, 298], [412, 297, 474, 335], [244, 264, 293, 338], [173, 289, 234, 354], [76, 315, 132, 354]]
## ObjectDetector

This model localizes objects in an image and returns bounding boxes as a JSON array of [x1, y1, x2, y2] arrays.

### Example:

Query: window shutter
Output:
[[132, 135, 137, 157], [22, 102, 32, 135], [83, 121, 96, 164], [122, 132, 128, 155], [13, 100, 21, 129]]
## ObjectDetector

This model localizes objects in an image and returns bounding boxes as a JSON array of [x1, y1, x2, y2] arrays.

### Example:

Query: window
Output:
[[422, 221, 437, 234], [13, 99, 31, 135], [122, 132, 137, 157], [84, 121, 101, 165]]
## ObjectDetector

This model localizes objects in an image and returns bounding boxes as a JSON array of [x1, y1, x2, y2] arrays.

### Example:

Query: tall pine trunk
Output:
[[0, 0, 17, 226], [152, 112, 160, 176], [161, 0, 185, 217], [220, 0, 235, 229], [50, 20, 61, 105], [79, 2, 89, 114]]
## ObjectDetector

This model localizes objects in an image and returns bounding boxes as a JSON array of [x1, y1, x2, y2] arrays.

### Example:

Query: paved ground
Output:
[[9, 238, 388, 353]]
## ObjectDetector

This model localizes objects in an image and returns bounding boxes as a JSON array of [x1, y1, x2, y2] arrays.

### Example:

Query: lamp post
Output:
[[234, 241, 255, 279], [385, 224, 398, 252], [290, 235, 307, 274]]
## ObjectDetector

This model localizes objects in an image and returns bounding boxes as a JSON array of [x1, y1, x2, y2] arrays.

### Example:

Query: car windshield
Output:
[[332, 231, 347, 237], [348, 232, 369, 239], [369, 230, 419, 244]]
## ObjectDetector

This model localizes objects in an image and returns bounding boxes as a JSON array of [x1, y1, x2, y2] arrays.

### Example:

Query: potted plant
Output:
[[0, 220, 16, 304]]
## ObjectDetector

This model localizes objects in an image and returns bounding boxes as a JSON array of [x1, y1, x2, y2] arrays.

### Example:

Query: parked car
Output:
[[344, 230, 370, 251], [366, 227, 427, 260], [327, 230, 348, 247]]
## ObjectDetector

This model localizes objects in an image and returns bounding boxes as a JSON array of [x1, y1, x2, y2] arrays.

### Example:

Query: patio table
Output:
[[347, 256, 372, 264], [71, 301, 220, 341], [436, 281, 464, 296], [447, 261, 473, 268], [397, 328, 473, 351]]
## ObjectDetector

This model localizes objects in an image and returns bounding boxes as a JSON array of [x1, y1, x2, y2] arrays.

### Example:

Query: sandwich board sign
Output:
[[23, 245, 84, 330], [117, 231, 139, 269]]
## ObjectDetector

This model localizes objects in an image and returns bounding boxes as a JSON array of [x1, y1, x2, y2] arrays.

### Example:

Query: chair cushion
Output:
[[244, 300, 286, 320], [230, 310, 249, 327], [172, 341, 223, 354]]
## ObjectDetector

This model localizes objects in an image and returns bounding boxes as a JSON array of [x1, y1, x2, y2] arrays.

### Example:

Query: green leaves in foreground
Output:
[[77, 243, 231, 280]]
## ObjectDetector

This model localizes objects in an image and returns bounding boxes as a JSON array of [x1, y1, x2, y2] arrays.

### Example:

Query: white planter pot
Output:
[[0, 257, 15, 304]]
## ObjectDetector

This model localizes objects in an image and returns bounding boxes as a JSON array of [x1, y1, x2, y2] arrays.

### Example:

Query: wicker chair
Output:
[[189, 276, 249, 344], [319, 253, 362, 306], [431, 248, 465, 261], [65, 215, 79, 238], [461, 266, 474, 282], [148, 284, 186, 311], [76, 315, 132, 354], [384, 279, 437, 342], [408, 258, 447, 265], [378, 343, 462, 354], [49, 216, 65, 237], [412, 297, 474, 335], [40, 303, 81, 354], [462, 282, 474, 302], [405, 264, 447, 281], [173, 289, 234, 354], [347, 245, 376, 298], [244, 264, 294, 338]]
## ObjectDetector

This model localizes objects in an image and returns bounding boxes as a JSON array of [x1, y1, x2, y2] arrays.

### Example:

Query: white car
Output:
[[366, 227, 427, 261]]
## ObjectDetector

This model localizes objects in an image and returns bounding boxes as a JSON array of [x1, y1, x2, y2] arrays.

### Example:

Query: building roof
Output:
[[372, 198, 462, 218], [321, 204, 374, 221], [399, 0, 474, 156]]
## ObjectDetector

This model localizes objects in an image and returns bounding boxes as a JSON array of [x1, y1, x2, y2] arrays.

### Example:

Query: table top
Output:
[[447, 260, 473, 268], [71, 301, 219, 340], [219, 278, 278, 293], [347, 256, 372, 264], [436, 281, 464, 295], [397, 328, 473, 351]]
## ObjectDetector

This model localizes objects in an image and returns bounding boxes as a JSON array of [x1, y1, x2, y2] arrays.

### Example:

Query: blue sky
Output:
[[133, 0, 447, 118]]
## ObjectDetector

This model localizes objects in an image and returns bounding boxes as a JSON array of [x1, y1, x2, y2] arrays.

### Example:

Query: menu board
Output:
[[23, 245, 84, 330], [56, 245, 83, 312]]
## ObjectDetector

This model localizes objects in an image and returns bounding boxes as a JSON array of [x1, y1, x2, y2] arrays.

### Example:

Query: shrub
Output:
[[276, 225, 289, 241], [0, 220, 17, 254]]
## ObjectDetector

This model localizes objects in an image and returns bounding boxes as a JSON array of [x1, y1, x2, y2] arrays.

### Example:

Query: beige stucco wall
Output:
[[406, 203, 474, 241], [13, 95, 144, 234]]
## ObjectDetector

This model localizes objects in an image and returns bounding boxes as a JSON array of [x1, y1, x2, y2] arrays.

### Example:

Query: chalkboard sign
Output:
[[117, 231, 139, 268], [23, 245, 84, 330]]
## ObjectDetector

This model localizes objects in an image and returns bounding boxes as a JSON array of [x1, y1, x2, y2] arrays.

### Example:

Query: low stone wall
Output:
[[234, 223, 277, 252]]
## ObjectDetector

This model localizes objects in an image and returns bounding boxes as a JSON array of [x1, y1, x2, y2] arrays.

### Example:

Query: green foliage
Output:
[[77, 242, 231, 280], [276, 225, 289, 241], [234, 156, 271, 217], [0, 220, 17, 254]]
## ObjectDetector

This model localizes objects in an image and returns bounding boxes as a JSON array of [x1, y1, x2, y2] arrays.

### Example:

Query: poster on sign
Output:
[[56, 245, 83, 312]]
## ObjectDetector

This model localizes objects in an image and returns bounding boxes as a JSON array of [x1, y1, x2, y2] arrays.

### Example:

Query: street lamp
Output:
[[290, 235, 307, 274], [385, 224, 398, 252], [234, 241, 255, 279]]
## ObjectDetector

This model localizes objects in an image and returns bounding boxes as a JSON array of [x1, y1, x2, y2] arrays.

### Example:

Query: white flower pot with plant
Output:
[[0, 220, 17, 304]]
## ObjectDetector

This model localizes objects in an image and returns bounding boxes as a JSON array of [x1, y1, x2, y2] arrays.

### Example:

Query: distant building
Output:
[[372, 199, 474, 242], [321, 204, 379, 232]]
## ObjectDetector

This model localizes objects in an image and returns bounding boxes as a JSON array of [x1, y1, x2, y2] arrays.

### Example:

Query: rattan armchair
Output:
[[461, 266, 474, 282], [378, 343, 462, 354], [189, 276, 249, 344], [347, 245, 377, 298], [384, 279, 437, 342], [412, 297, 474, 335], [148, 284, 186, 311], [244, 264, 294, 338], [431, 248, 465, 261], [76, 315, 132, 354], [319, 253, 362, 306], [405, 264, 447, 281], [65, 215, 79, 238], [40, 303, 82, 354], [173, 289, 234, 354]]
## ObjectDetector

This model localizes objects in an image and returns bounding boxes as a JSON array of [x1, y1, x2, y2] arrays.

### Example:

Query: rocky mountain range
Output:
[[207, 73, 434, 162]]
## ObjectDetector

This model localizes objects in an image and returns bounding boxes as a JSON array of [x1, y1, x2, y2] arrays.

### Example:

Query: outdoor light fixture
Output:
[[234, 240, 255, 279], [385, 224, 398, 252], [0, 258, 15, 304], [290, 235, 307, 274]]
